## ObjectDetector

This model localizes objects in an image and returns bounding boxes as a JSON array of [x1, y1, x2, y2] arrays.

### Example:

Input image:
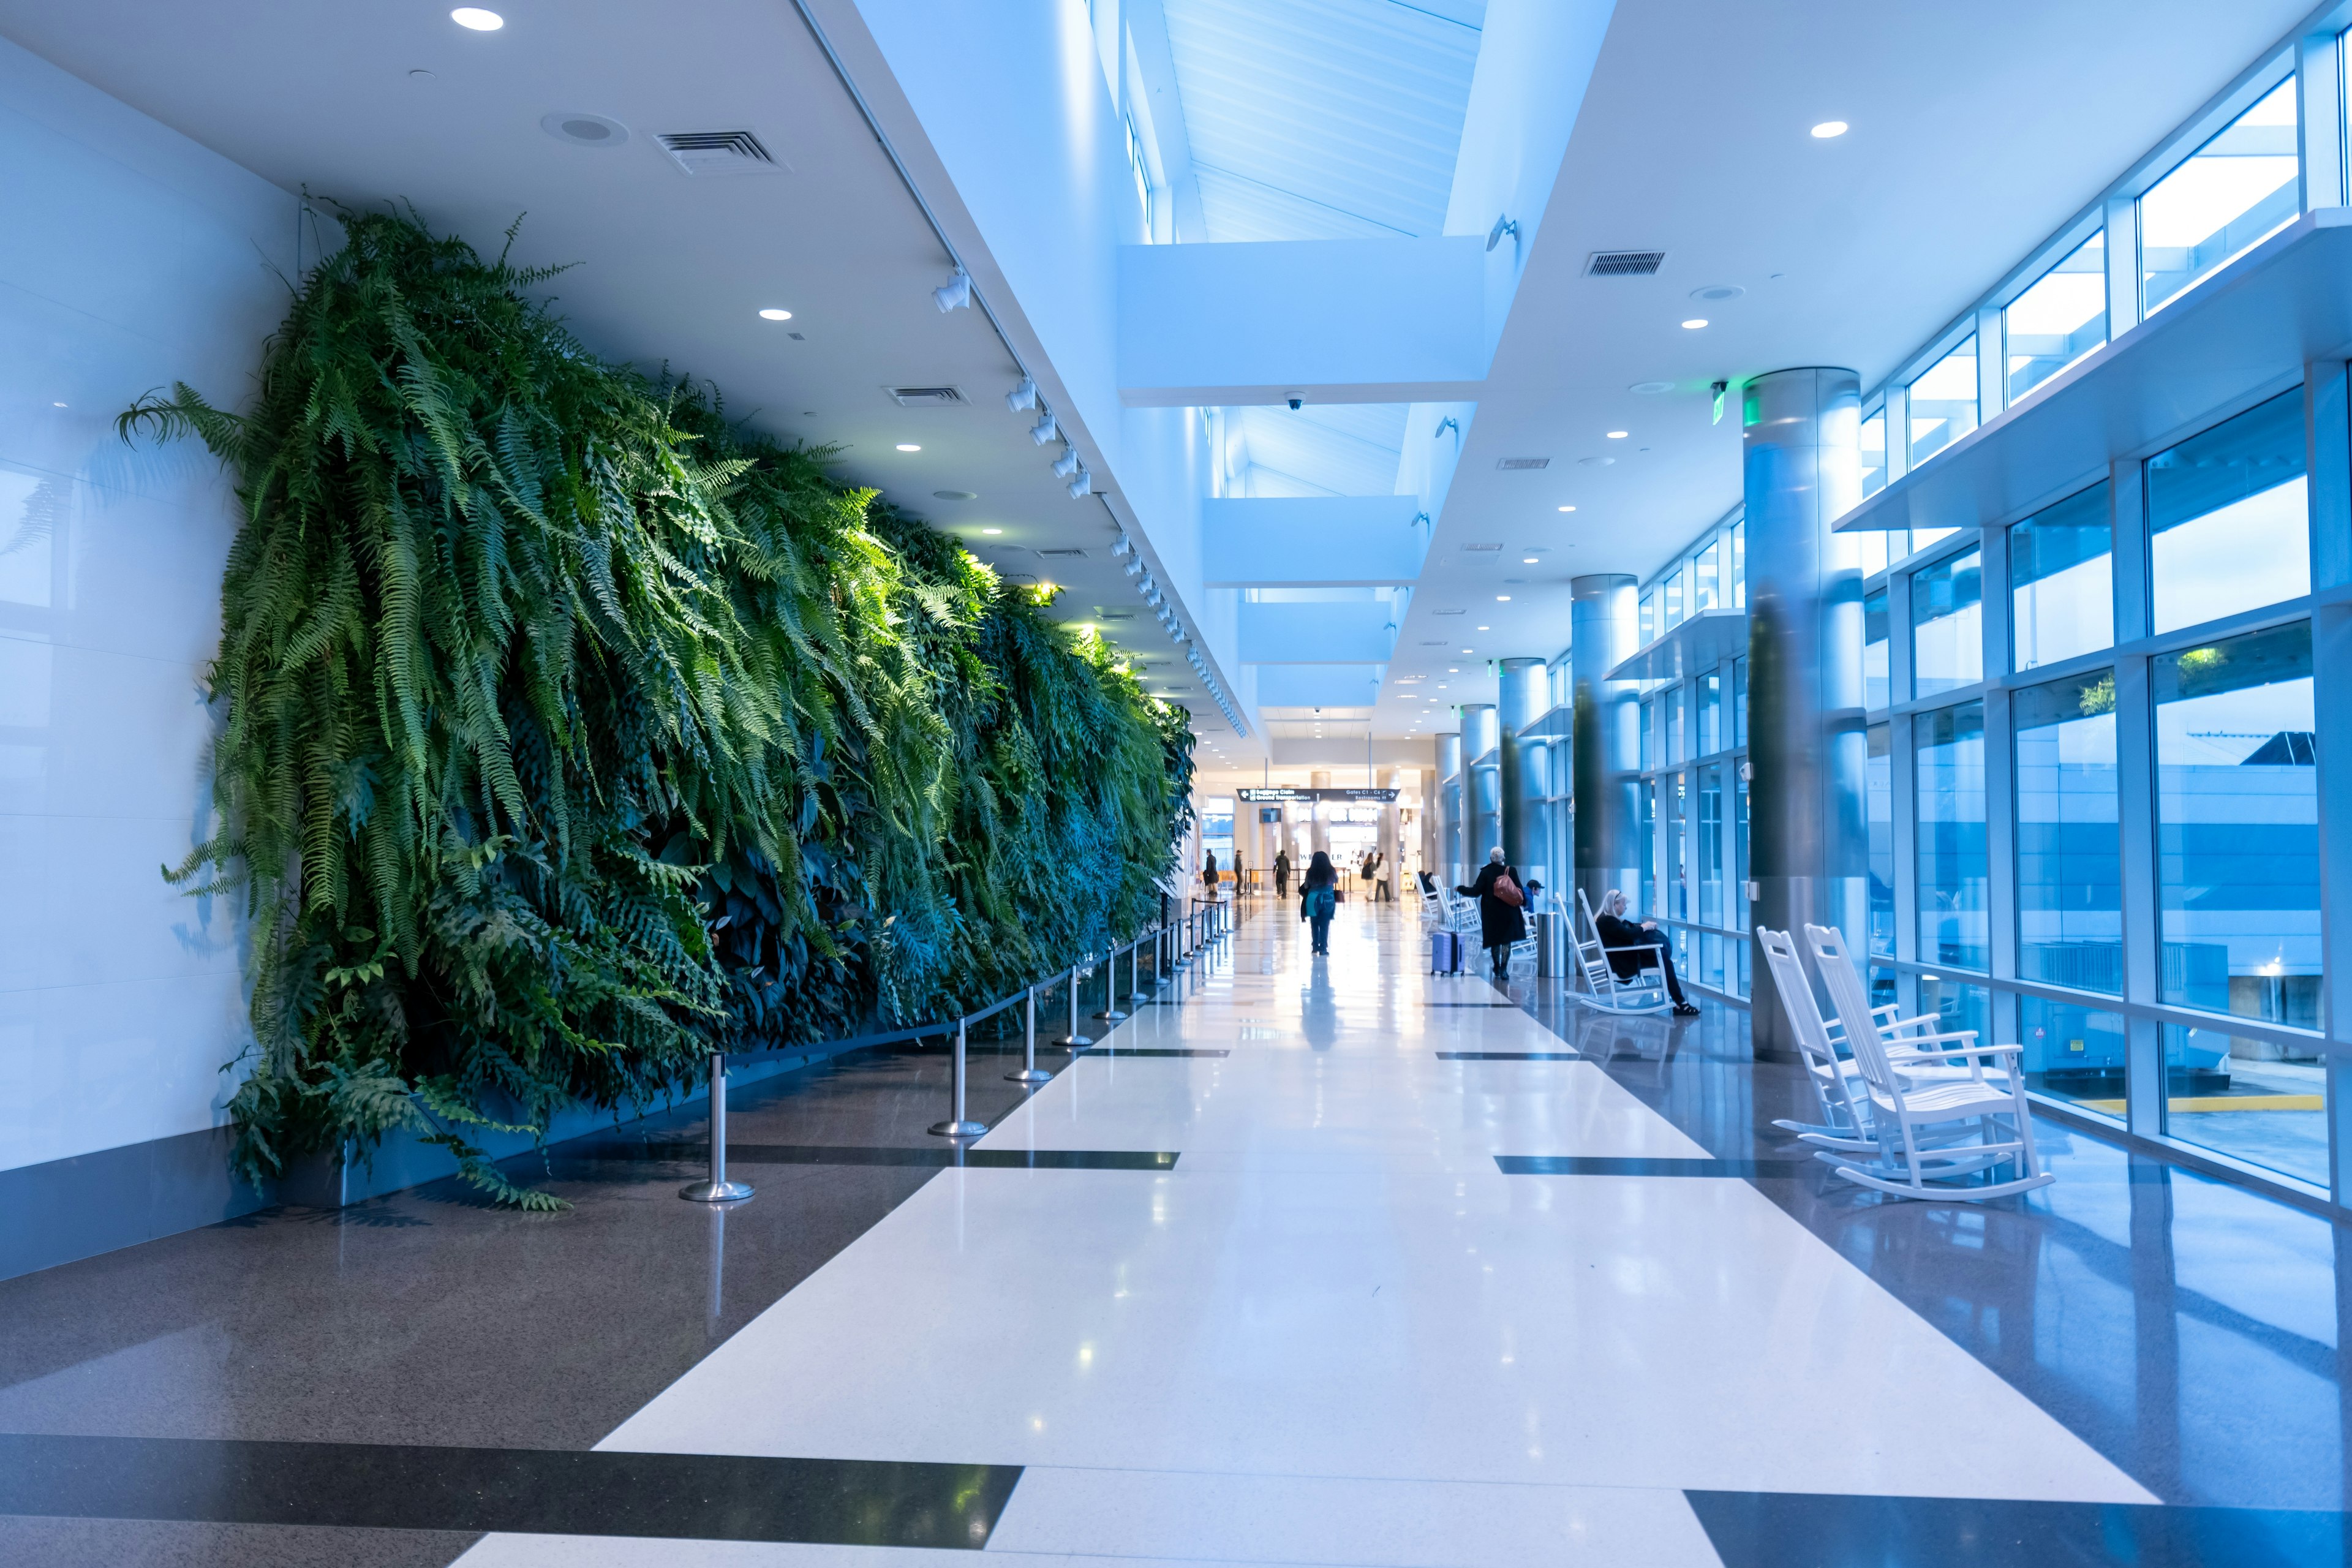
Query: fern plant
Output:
[[126, 209, 1191, 1204]]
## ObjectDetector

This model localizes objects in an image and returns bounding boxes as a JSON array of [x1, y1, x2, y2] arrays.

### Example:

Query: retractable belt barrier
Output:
[[680, 922, 1170, 1204]]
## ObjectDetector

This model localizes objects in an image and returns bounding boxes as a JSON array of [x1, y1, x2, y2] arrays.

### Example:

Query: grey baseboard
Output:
[[0, 1036, 889, 1284], [0, 1125, 272, 1284]]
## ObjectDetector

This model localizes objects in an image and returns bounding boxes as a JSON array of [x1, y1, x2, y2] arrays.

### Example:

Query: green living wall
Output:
[[124, 211, 1193, 1205]]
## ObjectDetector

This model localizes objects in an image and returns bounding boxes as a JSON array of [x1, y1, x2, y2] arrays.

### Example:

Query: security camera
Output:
[[1286, 396, 1303, 411]]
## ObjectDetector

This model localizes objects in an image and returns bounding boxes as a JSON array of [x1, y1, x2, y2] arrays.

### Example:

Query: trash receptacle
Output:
[[1531, 911, 1558, 977]]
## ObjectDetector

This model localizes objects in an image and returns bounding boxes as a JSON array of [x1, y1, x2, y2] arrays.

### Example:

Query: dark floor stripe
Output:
[[1422, 1002, 1522, 1008], [1063, 1047, 1232, 1058], [0, 1434, 1020, 1547], [1496, 1156, 1814, 1178], [1436, 1051, 1581, 1061], [586, 1144, 1178, 1171], [1684, 1490, 2343, 1568]]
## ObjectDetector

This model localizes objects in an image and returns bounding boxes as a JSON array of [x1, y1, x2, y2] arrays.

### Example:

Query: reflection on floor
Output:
[[1, 899, 2349, 1566]]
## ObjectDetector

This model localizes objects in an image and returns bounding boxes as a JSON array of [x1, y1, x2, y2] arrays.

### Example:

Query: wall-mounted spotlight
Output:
[[1434, 417, 1460, 441], [1485, 214, 1520, 252], [1005, 377, 1037, 412], [1028, 411, 1057, 447], [1067, 467, 1090, 500], [1052, 446, 1082, 479], [932, 268, 972, 312], [1111, 533, 1134, 558], [1123, 558, 1144, 578]]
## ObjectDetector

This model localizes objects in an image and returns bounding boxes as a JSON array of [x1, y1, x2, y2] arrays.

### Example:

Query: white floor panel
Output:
[[990, 1467, 1722, 1567], [599, 1159, 2150, 1502]]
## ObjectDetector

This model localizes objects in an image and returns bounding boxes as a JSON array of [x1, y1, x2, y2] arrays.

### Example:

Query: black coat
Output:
[[1456, 863, 1526, 949], [1596, 911, 1665, 981]]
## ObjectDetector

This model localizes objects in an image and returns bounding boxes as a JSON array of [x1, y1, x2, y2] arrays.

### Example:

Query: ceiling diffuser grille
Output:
[[655, 130, 783, 177], [886, 385, 965, 407], [1585, 249, 1665, 276], [1494, 458, 1548, 470]]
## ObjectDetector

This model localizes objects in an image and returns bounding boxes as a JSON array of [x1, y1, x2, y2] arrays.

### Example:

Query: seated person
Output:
[[1594, 889, 1698, 1016]]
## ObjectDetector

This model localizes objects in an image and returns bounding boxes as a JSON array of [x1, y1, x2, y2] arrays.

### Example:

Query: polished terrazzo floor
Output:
[[2, 900, 2350, 1565]]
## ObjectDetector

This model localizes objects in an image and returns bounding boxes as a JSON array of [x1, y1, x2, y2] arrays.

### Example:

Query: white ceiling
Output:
[[0, 0, 1237, 733]]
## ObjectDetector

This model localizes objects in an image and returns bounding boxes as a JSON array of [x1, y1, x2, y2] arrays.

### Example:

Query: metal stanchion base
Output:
[[1005, 1068, 1053, 1084], [1058, 1035, 1096, 1049], [1091, 1008, 1128, 1022], [679, 1180, 753, 1203], [929, 1119, 988, 1138]]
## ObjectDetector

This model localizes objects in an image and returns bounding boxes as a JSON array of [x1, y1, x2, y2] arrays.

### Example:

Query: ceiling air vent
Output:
[[1495, 458, 1549, 470], [1433, 608, 1468, 616], [886, 385, 965, 407], [655, 130, 784, 177], [1461, 542, 1504, 551], [1586, 249, 1665, 277], [1037, 548, 1088, 560]]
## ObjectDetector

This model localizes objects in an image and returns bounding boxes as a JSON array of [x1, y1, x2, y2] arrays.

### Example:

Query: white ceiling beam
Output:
[[1202, 497, 1430, 586], [1123, 0, 1207, 244]]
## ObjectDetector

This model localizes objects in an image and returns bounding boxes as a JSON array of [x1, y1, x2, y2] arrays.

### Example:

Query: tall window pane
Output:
[[2022, 995, 2128, 1118], [2011, 482, 2113, 671], [1640, 589, 1656, 644], [1640, 778, 1656, 914], [2015, 669, 2121, 993], [1864, 589, 1890, 710], [1912, 547, 1984, 698], [1640, 695, 1655, 771], [1868, 723, 1894, 958], [1697, 672, 1721, 756], [1732, 657, 1747, 746], [2005, 231, 2108, 403], [2146, 388, 2309, 635], [1665, 684, 1686, 766], [1917, 701, 1988, 971], [1664, 567, 1686, 630], [1699, 764, 1724, 928], [1731, 520, 1746, 608], [1859, 528, 1890, 579], [1860, 409, 1888, 498], [1694, 541, 1721, 611], [1667, 771, 1688, 922], [1909, 336, 1979, 468], [2141, 77, 2299, 317], [2155, 621, 2320, 1022], [1734, 767, 1751, 935]]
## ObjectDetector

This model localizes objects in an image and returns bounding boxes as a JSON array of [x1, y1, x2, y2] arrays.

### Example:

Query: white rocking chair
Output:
[[1570, 890, 1670, 1016], [1754, 926, 1879, 1151], [1805, 923, 2054, 1202]]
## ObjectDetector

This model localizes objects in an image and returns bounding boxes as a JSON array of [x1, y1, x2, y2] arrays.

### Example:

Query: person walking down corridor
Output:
[[1274, 848, 1292, 901], [1597, 889, 1700, 1016], [1202, 850, 1219, 897], [1457, 847, 1527, 984], [1300, 850, 1337, 955]]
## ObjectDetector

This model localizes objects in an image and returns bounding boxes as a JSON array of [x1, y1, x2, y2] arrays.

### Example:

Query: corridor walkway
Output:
[[456, 900, 2149, 1566]]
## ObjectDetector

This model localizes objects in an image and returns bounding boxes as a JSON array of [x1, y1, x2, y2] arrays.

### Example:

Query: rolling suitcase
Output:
[[1429, 929, 1460, 974]]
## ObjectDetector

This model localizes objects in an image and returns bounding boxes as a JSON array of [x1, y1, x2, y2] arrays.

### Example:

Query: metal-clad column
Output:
[[1499, 658, 1549, 884], [1571, 575, 1640, 913], [1746, 367, 1868, 1060], [1309, 769, 1331, 856], [1434, 733, 1462, 887], [1463, 703, 1499, 871], [1379, 766, 1403, 899]]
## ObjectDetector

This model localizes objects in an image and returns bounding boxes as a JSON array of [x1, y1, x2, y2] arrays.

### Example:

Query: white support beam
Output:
[[1238, 601, 1400, 664], [1119, 236, 1490, 407], [1203, 496, 1431, 586], [1123, 0, 1205, 244]]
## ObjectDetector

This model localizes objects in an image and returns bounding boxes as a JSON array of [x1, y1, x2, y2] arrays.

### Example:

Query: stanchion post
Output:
[[929, 1016, 988, 1137], [1058, 960, 1094, 1049], [679, 1050, 753, 1203], [1093, 934, 1129, 1023], [1008, 982, 1050, 1085]]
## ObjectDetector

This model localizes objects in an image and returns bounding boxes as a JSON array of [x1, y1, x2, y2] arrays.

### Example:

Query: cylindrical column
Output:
[[1498, 658, 1548, 885], [1572, 575, 1640, 919], [1462, 703, 1499, 874], [1745, 366, 1868, 1060], [1378, 766, 1403, 902], [1434, 733, 1463, 887], [679, 1051, 753, 1202], [1308, 769, 1332, 856]]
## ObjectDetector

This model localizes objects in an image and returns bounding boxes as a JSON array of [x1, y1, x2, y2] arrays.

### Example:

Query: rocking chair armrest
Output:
[[1888, 1041, 2024, 1064], [1877, 1012, 1957, 1035], [1882, 1028, 1985, 1050]]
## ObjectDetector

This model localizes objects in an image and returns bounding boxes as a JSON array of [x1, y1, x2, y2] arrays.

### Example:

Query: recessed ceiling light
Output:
[[933, 489, 978, 500], [1522, 556, 1539, 563], [1681, 318, 1708, 330], [1460, 647, 1472, 653], [895, 443, 921, 452], [1449, 668, 1460, 674], [1477, 624, 1490, 630], [451, 7, 503, 29], [1496, 594, 1511, 601], [1606, 431, 1628, 439], [1557, 505, 1576, 513], [1629, 380, 1674, 394], [1812, 120, 1849, 138], [758, 307, 793, 321], [981, 527, 1003, 535]]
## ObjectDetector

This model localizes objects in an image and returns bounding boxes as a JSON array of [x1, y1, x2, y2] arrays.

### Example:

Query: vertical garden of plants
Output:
[[124, 211, 1193, 1205]]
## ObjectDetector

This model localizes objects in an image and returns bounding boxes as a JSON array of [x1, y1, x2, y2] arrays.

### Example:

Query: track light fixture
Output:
[[1123, 558, 1143, 577], [1067, 468, 1090, 500], [1110, 532, 1133, 558], [1028, 411, 1057, 446], [1052, 446, 1081, 479], [1005, 377, 1037, 412], [932, 268, 971, 313]]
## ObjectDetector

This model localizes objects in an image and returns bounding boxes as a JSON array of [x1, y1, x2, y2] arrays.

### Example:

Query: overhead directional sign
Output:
[[1235, 788, 1399, 803]]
